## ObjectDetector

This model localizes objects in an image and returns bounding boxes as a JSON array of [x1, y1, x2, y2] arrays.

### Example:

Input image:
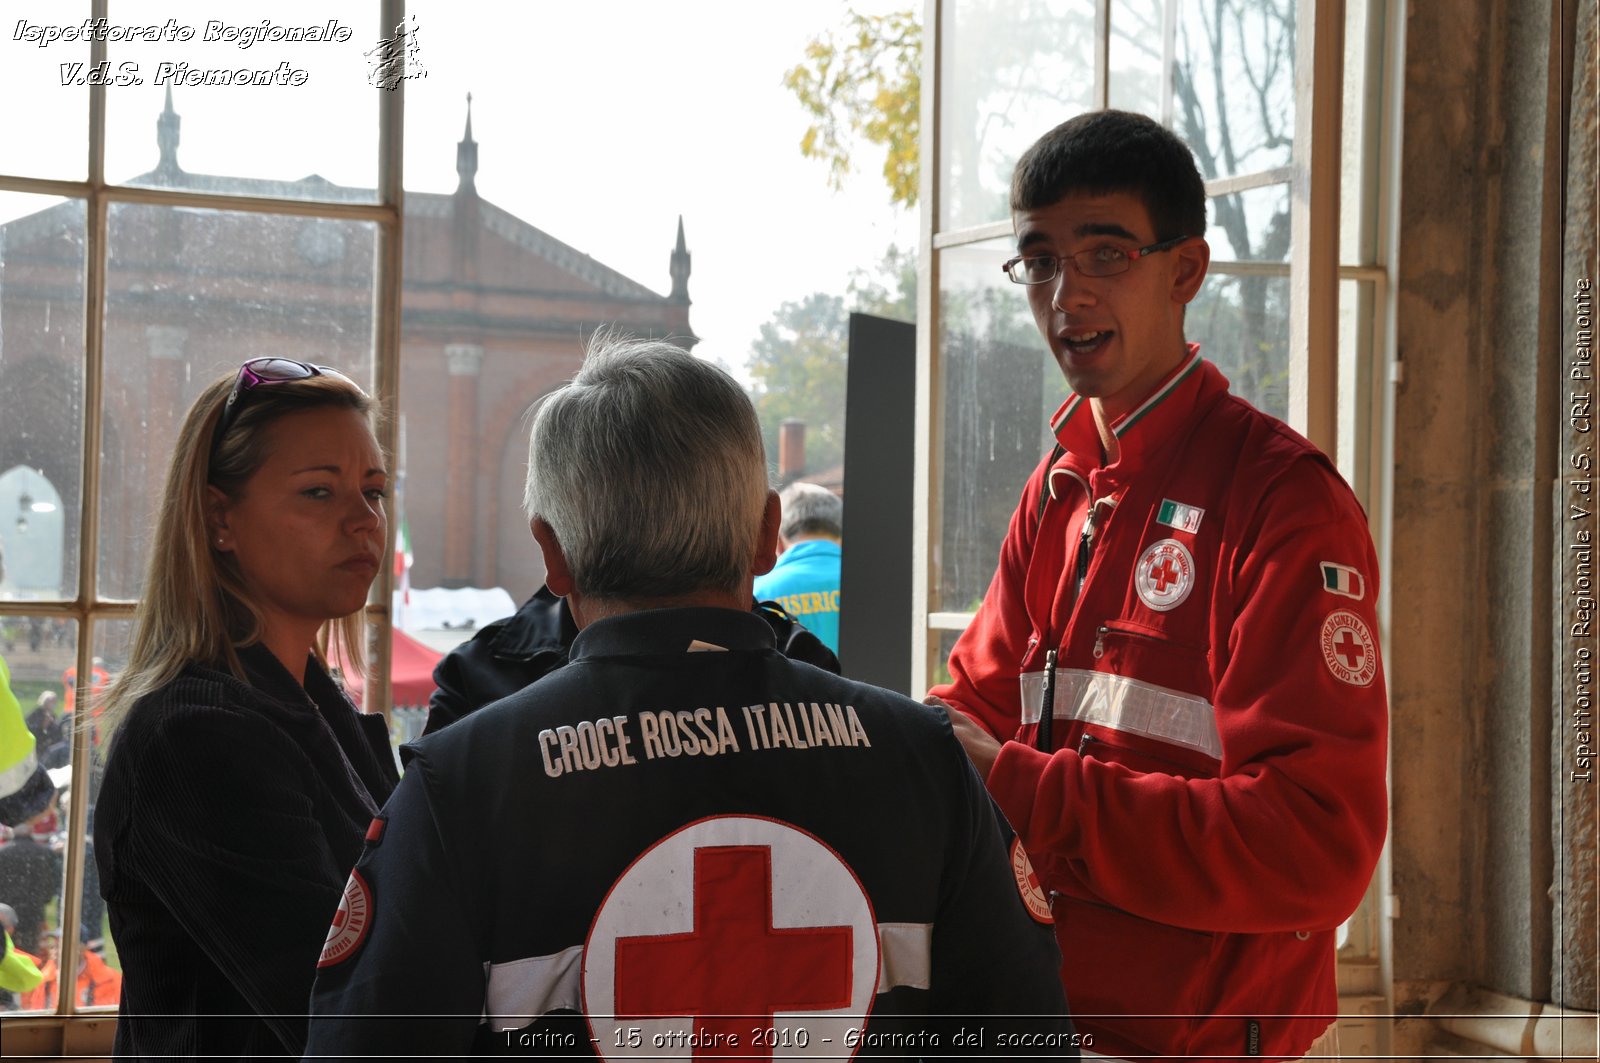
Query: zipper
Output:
[[1094, 619, 1207, 659], [1074, 495, 1116, 604], [1037, 648, 1057, 751], [1077, 730, 1199, 772]]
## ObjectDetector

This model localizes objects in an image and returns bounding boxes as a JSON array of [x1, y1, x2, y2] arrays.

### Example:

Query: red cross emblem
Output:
[[1150, 557, 1180, 593], [584, 816, 878, 1061], [1319, 610, 1379, 687], [614, 846, 852, 1056], [1333, 631, 1365, 669], [1135, 539, 1196, 612], [1009, 838, 1053, 924]]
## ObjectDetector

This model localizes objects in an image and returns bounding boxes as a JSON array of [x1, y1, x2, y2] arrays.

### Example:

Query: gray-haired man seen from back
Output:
[[306, 334, 1077, 1058]]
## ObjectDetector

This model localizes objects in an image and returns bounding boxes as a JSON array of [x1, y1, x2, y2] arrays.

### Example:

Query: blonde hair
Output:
[[96, 365, 380, 740]]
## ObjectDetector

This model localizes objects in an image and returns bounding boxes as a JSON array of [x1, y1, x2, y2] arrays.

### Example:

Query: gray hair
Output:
[[524, 334, 769, 602], [778, 481, 842, 541]]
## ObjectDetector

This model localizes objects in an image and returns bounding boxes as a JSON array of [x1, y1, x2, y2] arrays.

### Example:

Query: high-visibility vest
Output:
[[0, 655, 39, 800]]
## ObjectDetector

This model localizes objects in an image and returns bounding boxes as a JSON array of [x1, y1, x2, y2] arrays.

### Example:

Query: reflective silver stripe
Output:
[[1081, 1052, 1135, 1062], [483, 945, 582, 1030], [1020, 668, 1222, 760], [877, 922, 932, 991], [481, 922, 935, 1028]]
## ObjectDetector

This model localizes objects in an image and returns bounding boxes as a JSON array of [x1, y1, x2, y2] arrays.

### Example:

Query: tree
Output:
[[746, 246, 919, 476], [748, 291, 851, 475], [787, 2, 1297, 414], [784, 7, 922, 208]]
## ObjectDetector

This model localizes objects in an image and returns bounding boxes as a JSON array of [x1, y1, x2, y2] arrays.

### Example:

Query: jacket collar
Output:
[[237, 642, 352, 719], [486, 585, 579, 661], [570, 607, 776, 662], [1048, 345, 1225, 476]]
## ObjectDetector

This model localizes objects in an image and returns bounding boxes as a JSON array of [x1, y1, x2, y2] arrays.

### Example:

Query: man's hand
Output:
[[925, 695, 1002, 782]]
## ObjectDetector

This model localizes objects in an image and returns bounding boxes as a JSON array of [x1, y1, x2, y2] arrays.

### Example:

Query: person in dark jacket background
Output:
[[422, 585, 838, 739], [93, 358, 399, 1058]]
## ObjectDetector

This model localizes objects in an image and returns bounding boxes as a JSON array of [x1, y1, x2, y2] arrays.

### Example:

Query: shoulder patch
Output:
[[1320, 610, 1379, 686], [318, 870, 373, 968], [1156, 499, 1206, 534], [1010, 838, 1053, 924], [1319, 562, 1366, 601], [364, 815, 386, 845]]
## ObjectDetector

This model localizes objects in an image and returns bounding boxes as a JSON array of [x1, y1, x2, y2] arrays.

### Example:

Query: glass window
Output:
[[1108, 0, 1169, 118], [0, 3, 90, 181], [98, 204, 377, 600], [938, 0, 1098, 232], [0, 3, 397, 1027], [0, 195, 87, 606], [1188, 271, 1291, 420], [104, 2, 383, 200], [1207, 183, 1292, 262], [936, 238, 1067, 616], [1172, 0, 1296, 182], [0, 616, 75, 1011]]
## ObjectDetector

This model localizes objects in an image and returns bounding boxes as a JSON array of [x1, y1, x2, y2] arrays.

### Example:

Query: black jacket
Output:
[[94, 645, 398, 1058], [308, 608, 1073, 1057], [422, 586, 840, 738]]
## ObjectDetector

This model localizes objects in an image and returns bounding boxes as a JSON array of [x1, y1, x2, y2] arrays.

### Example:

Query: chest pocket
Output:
[[1069, 620, 1220, 777]]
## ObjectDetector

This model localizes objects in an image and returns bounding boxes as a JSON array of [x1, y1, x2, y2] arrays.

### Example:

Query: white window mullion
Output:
[[1288, 0, 1346, 454], [913, 0, 945, 698]]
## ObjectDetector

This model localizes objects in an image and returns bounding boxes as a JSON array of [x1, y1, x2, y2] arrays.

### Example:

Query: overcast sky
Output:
[[0, 0, 918, 375]]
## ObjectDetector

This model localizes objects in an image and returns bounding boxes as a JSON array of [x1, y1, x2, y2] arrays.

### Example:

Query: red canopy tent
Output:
[[334, 628, 444, 711]]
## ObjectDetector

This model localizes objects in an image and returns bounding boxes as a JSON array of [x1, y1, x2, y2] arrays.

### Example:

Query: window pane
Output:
[[936, 239, 1066, 615], [1337, 277, 1375, 500], [929, 629, 963, 694], [1109, 0, 1167, 118], [99, 202, 377, 599], [1208, 182, 1291, 262], [0, 615, 74, 1011], [0, 195, 87, 604], [104, 2, 384, 201], [938, 0, 1097, 232], [0, 3, 89, 180], [1341, 0, 1381, 266], [1188, 271, 1290, 420], [1172, 0, 1295, 182]]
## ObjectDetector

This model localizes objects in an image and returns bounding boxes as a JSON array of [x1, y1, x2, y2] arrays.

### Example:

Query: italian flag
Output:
[[1320, 562, 1364, 600], [393, 519, 413, 624]]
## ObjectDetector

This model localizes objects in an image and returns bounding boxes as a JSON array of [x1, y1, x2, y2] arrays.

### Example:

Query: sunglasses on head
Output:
[[210, 357, 362, 457]]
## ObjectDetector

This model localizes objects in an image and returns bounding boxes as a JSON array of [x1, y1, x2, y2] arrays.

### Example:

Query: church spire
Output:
[[455, 92, 478, 195], [669, 215, 691, 303], [155, 86, 182, 181]]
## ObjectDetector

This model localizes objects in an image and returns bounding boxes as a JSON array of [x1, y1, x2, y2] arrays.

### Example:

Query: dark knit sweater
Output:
[[94, 645, 398, 1058]]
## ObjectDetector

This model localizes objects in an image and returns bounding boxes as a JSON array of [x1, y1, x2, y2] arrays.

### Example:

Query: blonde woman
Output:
[[94, 359, 399, 1058]]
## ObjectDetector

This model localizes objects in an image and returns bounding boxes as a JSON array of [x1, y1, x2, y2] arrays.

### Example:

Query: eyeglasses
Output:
[[1001, 235, 1191, 285], [211, 358, 359, 455]]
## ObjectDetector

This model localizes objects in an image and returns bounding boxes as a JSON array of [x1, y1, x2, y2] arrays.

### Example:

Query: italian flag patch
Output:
[[1320, 562, 1365, 600], [1156, 498, 1205, 534]]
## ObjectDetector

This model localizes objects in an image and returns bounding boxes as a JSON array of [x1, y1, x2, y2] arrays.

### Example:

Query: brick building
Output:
[[0, 93, 694, 601]]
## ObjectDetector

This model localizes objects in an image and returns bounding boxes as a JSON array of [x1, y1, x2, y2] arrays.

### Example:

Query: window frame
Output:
[[912, 0, 1397, 1042], [0, 0, 406, 1026]]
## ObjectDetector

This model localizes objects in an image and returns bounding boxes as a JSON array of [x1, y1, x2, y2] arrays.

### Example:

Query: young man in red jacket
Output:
[[926, 110, 1388, 1062]]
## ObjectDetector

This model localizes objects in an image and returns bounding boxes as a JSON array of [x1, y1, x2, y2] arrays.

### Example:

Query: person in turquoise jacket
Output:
[[752, 481, 843, 654]]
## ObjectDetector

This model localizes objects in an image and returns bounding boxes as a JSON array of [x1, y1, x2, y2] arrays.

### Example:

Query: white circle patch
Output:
[[318, 870, 372, 968], [1010, 838, 1053, 925], [1135, 538, 1196, 612], [1320, 610, 1378, 686], [583, 815, 877, 1061]]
